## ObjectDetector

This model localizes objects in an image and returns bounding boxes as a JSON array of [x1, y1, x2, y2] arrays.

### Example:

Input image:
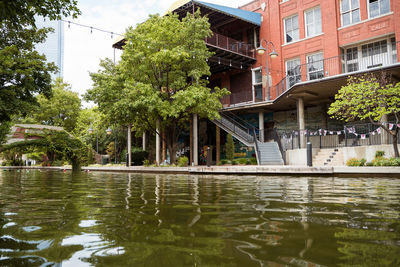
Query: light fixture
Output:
[[88, 127, 94, 134], [256, 45, 266, 55], [269, 48, 278, 58], [106, 127, 112, 135]]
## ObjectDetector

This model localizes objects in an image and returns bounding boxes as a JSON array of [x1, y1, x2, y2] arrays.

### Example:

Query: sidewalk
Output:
[[1, 165, 399, 176]]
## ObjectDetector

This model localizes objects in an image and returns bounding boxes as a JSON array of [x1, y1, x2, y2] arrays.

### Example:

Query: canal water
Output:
[[0, 170, 399, 266]]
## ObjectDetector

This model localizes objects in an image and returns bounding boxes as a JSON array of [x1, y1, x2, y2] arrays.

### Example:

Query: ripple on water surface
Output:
[[0, 170, 399, 266]]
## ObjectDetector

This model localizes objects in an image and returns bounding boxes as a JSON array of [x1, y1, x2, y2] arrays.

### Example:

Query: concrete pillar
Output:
[[193, 114, 198, 166], [297, 97, 306, 148], [190, 118, 193, 165], [142, 132, 146, 151], [216, 125, 220, 164], [127, 124, 132, 167], [321, 103, 328, 130], [259, 111, 264, 142], [381, 114, 389, 144], [156, 119, 161, 166], [162, 131, 166, 162]]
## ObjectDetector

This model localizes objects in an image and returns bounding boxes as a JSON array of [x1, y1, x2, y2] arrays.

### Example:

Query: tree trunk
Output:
[[392, 129, 399, 158], [165, 122, 181, 164]]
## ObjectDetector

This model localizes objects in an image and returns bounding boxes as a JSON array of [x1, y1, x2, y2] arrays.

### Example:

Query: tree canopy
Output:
[[328, 73, 400, 157], [0, 0, 80, 142], [86, 12, 229, 163], [33, 79, 81, 132]]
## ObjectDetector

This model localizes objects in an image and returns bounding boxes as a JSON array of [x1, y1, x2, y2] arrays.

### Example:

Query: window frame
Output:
[[304, 6, 322, 38], [283, 14, 300, 44], [306, 52, 324, 80], [340, 0, 360, 27], [367, 0, 390, 19], [252, 67, 263, 101], [285, 58, 302, 88]]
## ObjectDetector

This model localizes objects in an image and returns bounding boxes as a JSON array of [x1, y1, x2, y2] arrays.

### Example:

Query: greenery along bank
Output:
[[0, 127, 94, 171]]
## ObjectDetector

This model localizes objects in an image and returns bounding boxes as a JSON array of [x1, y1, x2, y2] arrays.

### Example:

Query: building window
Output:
[[345, 47, 359, 72], [391, 37, 398, 63], [304, 6, 322, 38], [307, 52, 324, 80], [286, 58, 301, 88], [341, 0, 360, 26], [368, 0, 390, 18], [284, 15, 299, 43], [252, 68, 263, 101]]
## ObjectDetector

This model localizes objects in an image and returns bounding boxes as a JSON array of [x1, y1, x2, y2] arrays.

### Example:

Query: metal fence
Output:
[[276, 122, 400, 151], [275, 41, 400, 99], [205, 32, 255, 58]]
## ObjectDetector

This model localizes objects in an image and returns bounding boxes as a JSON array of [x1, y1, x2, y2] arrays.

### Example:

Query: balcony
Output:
[[275, 41, 400, 99], [206, 32, 256, 73]]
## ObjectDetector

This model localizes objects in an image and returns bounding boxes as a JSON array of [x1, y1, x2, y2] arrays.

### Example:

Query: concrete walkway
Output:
[[1, 165, 399, 176]]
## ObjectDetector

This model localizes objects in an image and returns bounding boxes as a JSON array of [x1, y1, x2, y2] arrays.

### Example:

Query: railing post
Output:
[[368, 123, 371, 145], [298, 130, 301, 149], [344, 126, 348, 147], [291, 131, 294, 150], [319, 130, 322, 149]]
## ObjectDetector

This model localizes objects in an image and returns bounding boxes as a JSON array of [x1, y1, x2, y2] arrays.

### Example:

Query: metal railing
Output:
[[215, 111, 257, 144], [275, 41, 400, 99], [230, 90, 253, 106], [205, 32, 255, 58], [276, 122, 400, 151]]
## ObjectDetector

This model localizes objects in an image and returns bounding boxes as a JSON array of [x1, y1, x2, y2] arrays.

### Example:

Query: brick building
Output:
[[114, 0, 400, 165]]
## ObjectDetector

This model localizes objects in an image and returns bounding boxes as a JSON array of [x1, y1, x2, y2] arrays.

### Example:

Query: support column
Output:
[[297, 97, 306, 148], [216, 126, 220, 164], [142, 132, 146, 151], [127, 124, 132, 167], [321, 103, 328, 130], [193, 114, 198, 166], [259, 111, 264, 142], [162, 131, 166, 163], [381, 114, 389, 144], [156, 119, 161, 166]]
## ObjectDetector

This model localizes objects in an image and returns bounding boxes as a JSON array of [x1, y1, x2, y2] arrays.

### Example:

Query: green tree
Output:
[[33, 79, 82, 132], [226, 134, 234, 161], [328, 73, 400, 157], [0, 0, 80, 141], [86, 12, 229, 163]]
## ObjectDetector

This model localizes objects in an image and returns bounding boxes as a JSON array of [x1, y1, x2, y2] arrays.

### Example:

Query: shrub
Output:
[[143, 159, 150, 167], [346, 158, 366, 166], [177, 156, 188, 167], [231, 159, 238, 165], [238, 158, 248, 165], [372, 157, 400, 166], [131, 149, 149, 166], [365, 161, 373, 166], [221, 159, 228, 165], [375, 151, 385, 158], [249, 158, 258, 165], [52, 160, 65, 166], [226, 134, 234, 161], [216, 161, 223, 166]]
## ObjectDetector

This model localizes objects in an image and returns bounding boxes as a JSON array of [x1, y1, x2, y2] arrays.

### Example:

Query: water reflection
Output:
[[0, 171, 399, 266]]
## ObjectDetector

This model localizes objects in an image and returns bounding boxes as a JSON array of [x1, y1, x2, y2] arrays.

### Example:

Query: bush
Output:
[[143, 159, 150, 167], [216, 161, 223, 166], [372, 157, 400, 166], [346, 158, 366, 166], [231, 159, 238, 165], [375, 151, 385, 158], [177, 156, 188, 167], [249, 158, 258, 165], [131, 149, 149, 166], [238, 158, 248, 165], [365, 161, 374, 166], [226, 134, 234, 161], [221, 159, 228, 165], [52, 160, 65, 166]]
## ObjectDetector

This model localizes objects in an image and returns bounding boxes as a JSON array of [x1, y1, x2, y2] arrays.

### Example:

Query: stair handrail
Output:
[[252, 127, 261, 165], [273, 128, 286, 165], [216, 112, 255, 143]]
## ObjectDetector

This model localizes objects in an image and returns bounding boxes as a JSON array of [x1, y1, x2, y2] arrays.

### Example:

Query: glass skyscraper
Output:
[[35, 17, 64, 78]]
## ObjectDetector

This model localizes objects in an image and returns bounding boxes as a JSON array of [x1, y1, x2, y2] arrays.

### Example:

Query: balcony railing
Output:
[[205, 32, 255, 58], [275, 41, 400, 99]]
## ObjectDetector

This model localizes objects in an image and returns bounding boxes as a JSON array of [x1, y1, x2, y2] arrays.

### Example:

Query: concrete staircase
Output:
[[213, 112, 284, 165], [257, 141, 284, 165], [313, 148, 344, 166]]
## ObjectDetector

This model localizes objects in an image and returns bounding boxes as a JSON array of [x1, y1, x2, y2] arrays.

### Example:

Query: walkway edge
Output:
[[1, 165, 399, 175]]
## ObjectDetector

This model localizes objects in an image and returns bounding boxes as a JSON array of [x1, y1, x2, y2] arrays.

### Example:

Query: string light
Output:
[[62, 19, 123, 37]]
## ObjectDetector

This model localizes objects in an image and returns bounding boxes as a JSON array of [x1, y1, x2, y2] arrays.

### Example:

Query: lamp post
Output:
[[256, 40, 278, 101], [88, 125, 98, 153], [106, 127, 117, 164]]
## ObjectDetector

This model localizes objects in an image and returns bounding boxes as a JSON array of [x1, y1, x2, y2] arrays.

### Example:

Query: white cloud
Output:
[[63, 0, 252, 105]]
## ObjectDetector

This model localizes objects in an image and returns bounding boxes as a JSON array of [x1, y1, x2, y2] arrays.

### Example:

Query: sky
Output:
[[63, 0, 252, 105]]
